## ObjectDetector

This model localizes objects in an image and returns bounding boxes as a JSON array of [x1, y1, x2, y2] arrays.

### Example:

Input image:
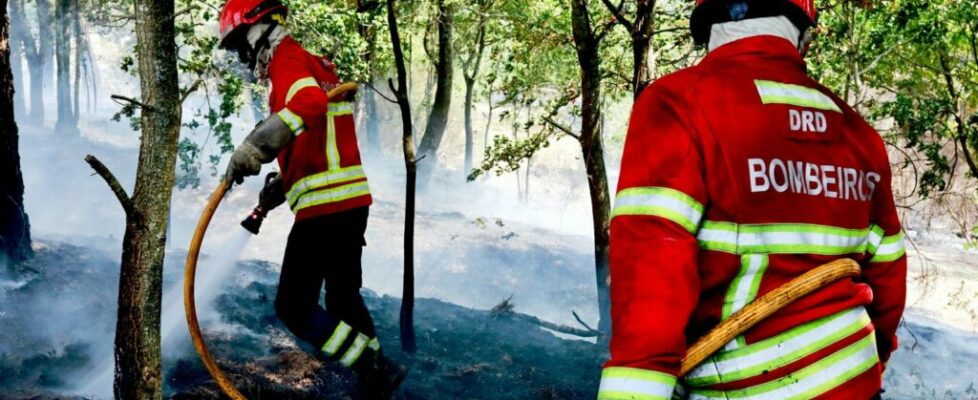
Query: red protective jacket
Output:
[[268, 37, 372, 221], [599, 36, 906, 400]]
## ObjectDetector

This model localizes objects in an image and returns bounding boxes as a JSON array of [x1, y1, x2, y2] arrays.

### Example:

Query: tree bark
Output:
[[8, 23, 23, 119], [416, 0, 454, 187], [101, 0, 181, 398], [570, 0, 612, 337], [356, 0, 382, 155], [35, 0, 53, 92], [387, 0, 417, 354], [600, 0, 657, 98], [53, 0, 76, 135], [0, 0, 34, 265]]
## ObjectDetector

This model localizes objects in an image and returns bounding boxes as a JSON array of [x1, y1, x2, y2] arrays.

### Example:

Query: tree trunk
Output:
[[53, 0, 75, 135], [35, 0, 53, 91], [0, 0, 33, 265], [9, 0, 43, 124], [386, 0, 417, 354], [106, 0, 182, 398], [356, 0, 381, 155], [416, 0, 454, 187], [630, 0, 655, 97], [72, 0, 80, 124], [462, 19, 486, 180], [570, 0, 612, 337]]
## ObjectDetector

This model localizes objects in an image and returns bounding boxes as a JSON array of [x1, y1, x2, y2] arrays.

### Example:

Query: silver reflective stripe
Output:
[[598, 367, 676, 400], [866, 225, 884, 254], [292, 180, 371, 212], [686, 308, 872, 387], [721, 254, 769, 351], [286, 166, 366, 207], [326, 114, 340, 170], [321, 322, 352, 356], [339, 333, 369, 367], [328, 102, 354, 116], [754, 80, 842, 113], [612, 187, 704, 233], [698, 222, 872, 255], [689, 333, 879, 400], [869, 232, 905, 263]]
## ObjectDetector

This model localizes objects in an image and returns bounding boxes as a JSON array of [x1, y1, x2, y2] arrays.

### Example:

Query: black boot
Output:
[[353, 351, 408, 400]]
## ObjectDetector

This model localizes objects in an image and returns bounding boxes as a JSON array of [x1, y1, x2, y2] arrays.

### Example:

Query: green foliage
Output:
[[469, 131, 553, 181]]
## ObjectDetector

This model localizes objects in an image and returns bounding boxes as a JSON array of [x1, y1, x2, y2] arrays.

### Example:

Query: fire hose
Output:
[[183, 83, 358, 400], [680, 257, 862, 376]]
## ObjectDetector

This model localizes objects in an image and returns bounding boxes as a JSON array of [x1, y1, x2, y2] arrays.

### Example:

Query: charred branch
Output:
[[84, 154, 134, 218]]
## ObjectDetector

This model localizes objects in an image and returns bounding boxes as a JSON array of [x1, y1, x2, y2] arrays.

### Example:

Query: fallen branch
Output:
[[490, 297, 600, 338], [85, 155, 134, 217]]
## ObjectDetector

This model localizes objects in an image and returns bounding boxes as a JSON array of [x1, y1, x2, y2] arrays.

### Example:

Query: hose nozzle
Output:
[[241, 206, 268, 235]]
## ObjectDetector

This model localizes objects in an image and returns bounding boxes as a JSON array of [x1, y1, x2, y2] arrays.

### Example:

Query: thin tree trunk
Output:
[[9, 0, 43, 124], [72, 0, 80, 124], [571, 0, 612, 337], [0, 0, 33, 264], [53, 0, 75, 135], [462, 18, 486, 180], [416, 0, 454, 187], [387, 0, 417, 354], [356, 0, 381, 155], [91, 0, 182, 398], [35, 0, 53, 91]]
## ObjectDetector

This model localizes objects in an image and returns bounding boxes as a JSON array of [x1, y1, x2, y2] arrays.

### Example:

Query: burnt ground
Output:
[[0, 242, 605, 400]]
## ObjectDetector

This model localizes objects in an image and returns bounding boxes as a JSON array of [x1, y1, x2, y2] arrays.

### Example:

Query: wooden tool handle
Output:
[[679, 258, 862, 376]]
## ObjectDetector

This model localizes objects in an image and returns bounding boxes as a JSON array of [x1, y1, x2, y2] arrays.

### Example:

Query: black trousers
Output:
[[274, 206, 377, 352]]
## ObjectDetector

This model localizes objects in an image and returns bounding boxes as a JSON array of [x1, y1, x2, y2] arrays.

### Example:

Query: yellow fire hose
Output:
[[680, 258, 862, 376], [183, 83, 358, 400]]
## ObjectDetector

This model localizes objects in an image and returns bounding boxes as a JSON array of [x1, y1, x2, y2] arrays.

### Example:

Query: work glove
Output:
[[225, 113, 296, 185], [259, 172, 287, 211]]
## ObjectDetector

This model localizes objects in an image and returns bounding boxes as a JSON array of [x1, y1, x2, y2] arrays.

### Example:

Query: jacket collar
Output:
[[699, 35, 807, 73]]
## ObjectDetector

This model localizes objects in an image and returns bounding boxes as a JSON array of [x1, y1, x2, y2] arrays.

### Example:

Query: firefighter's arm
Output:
[[599, 86, 706, 400], [271, 53, 329, 136], [863, 164, 907, 365]]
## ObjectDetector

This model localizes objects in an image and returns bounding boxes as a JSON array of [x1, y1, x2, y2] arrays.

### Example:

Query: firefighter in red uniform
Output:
[[599, 1, 906, 399], [217, 1, 407, 397]]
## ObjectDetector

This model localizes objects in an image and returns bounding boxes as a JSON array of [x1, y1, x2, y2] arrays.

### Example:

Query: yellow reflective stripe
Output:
[[612, 187, 704, 233], [754, 80, 842, 113], [687, 307, 872, 387], [869, 232, 905, 263], [721, 254, 769, 351], [367, 337, 381, 352], [689, 333, 879, 400], [286, 77, 320, 104], [598, 367, 676, 400], [286, 166, 367, 207], [291, 180, 371, 213], [328, 102, 354, 116], [277, 108, 304, 135], [697, 222, 875, 255], [339, 333, 369, 367], [326, 114, 341, 170], [321, 322, 352, 356]]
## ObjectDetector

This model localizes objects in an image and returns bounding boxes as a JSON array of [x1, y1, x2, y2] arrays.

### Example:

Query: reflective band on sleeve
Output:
[[286, 166, 368, 207], [598, 367, 677, 400], [697, 222, 873, 255], [368, 337, 381, 352], [754, 80, 843, 113], [612, 187, 704, 233], [721, 254, 769, 351], [277, 108, 305, 135], [686, 307, 872, 387], [866, 225, 884, 255], [689, 333, 879, 400], [339, 333, 369, 368], [321, 321, 352, 356], [286, 77, 320, 104], [291, 180, 371, 213], [869, 232, 905, 263]]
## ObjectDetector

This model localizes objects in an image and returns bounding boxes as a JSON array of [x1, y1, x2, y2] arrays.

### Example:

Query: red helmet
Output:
[[691, 0, 818, 45], [219, 0, 287, 48]]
